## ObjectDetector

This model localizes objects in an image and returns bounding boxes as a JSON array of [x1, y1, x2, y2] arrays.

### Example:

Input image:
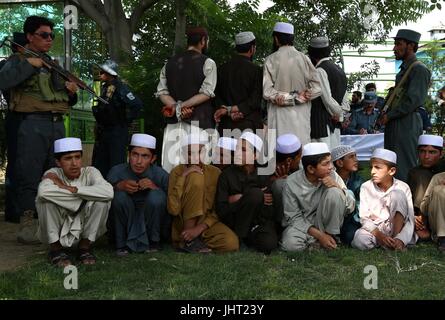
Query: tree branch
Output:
[[129, 0, 160, 34], [70, 0, 110, 32]]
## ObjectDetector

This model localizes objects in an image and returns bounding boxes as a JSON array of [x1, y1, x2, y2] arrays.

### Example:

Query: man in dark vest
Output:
[[308, 36, 349, 149], [379, 29, 431, 182], [0, 32, 27, 224], [0, 16, 79, 243], [92, 59, 143, 179], [214, 31, 263, 137], [156, 27, 217, 173]]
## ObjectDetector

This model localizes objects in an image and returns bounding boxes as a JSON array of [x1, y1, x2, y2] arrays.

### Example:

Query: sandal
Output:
[[180, 238, 212, 254], [78, 249, 96, 265], [116, 248, 130, 257], [48, 250, 72, 267]]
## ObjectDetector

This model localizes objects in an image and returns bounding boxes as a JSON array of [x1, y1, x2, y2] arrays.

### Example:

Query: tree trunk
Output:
[[104, 19, 133, 65], [173, 0, 187, 55], [71, 0, 160, 65]]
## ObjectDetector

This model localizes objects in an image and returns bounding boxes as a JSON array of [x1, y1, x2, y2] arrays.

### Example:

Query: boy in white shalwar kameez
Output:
[[36, 138, 114, 266], [352, 148, 416, 251]]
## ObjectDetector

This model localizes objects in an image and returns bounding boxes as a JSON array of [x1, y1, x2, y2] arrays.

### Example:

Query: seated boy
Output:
[[331, 145, 364, 245], [107, 134, 170, 256], [271, 133, 302, 232], [36, 138, 114, 266], [352, 148, 416, 251], [212, 137, 237, 171], [216, 132, 278, 254], [281, 142, 355, 251], [167, 133, 239, 253], [407, 134, 444, 240], [420, 171, 445, 253]]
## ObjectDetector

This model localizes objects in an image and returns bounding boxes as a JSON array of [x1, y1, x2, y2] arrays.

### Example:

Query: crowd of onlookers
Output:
[[341, 82, 442, 136]]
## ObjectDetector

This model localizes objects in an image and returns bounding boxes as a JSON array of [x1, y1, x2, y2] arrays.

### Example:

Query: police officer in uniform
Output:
[[380, 29, 431, 182], [92, 59, 143, 179]]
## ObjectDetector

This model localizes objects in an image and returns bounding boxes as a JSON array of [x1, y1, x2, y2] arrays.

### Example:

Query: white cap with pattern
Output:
[[276, 134, 301, 154], [302, 142, 330, 157], [331, 145, 355, 162], [130, 134, 156, 149], [418, 134, 443, 148], [235, 31, 255, 45], [273, 22, 294, 35], [54, 137, 82, 153]]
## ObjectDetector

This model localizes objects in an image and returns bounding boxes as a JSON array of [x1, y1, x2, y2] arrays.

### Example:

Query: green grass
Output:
[[1, 164, 440, 300], [1, 242, 444, 300]]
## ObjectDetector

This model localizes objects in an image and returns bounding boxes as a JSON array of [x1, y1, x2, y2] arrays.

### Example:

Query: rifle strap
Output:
[[384, 60, 422, 111]]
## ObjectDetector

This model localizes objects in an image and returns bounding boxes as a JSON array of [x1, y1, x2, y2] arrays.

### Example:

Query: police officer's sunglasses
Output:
[[34, 32, 55, 40]]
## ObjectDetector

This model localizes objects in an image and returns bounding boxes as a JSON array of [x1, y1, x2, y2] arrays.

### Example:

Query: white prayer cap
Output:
[[130, 133, 156, 149], [54, 137, 82, 153], [418, 134, 444, 148], [276, 134, 301, 154], [273, 22, 294, 35], [331, 145, 355, 162], [235, 31, 255, 45], [217, 137, 237, 152], [181, 133, 209, 147], [240, 132, 263, 151], [372, 148, 397, 164], [309, 36, 329, 48], [302, 142, 330, 157]]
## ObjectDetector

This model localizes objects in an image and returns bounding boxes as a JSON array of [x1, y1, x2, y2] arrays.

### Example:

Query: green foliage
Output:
[[268, 0, 431, 51], [418, 40, 445, 135], [120, 0, 284, 145]]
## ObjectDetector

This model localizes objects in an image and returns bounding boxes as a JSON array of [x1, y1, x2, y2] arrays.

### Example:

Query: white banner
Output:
[[340, 133, 384, 161]]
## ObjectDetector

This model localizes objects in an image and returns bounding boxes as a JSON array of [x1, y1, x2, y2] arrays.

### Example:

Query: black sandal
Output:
[[48, 250, 72, 267], [78, 249, 96, 265], [181, 238, 212, 254]]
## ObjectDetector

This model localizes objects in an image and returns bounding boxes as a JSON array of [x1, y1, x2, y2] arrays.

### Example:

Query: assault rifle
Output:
[[0, 37, 108, 104]]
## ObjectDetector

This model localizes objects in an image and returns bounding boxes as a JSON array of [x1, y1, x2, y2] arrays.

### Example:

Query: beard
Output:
[[202, 44, 208, 55], [272, 42, 279, 53]]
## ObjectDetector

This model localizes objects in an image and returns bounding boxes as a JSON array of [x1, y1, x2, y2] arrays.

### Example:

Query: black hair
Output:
[[54, 150, 83, 160], [24, 16, 54, 35], [187, 34, 208, 46], [128, 145, 156, 155], [307, 45, 331, 61], [418, 145, 443, 152], [365, 83, 376, 91], [353, 91, 362, 99], [400, 39, 418, 53], [302, 153, 331, 171], [272, 31, 294, 46], [276, 151, 297, 163], [276, 147, 302, 163], [332, 159, 341, 170], [408, 41, 419, 53], [235, 39, 256, 54]]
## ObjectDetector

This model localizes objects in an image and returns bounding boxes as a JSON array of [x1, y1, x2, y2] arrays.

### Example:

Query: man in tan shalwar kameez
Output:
[[167, 133, 239, 253], [263, 22, 321, 146], [36, 137, 113, 266]]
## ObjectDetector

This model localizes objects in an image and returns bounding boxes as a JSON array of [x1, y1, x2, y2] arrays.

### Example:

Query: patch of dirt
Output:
[[0, 213, 46, 273]]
